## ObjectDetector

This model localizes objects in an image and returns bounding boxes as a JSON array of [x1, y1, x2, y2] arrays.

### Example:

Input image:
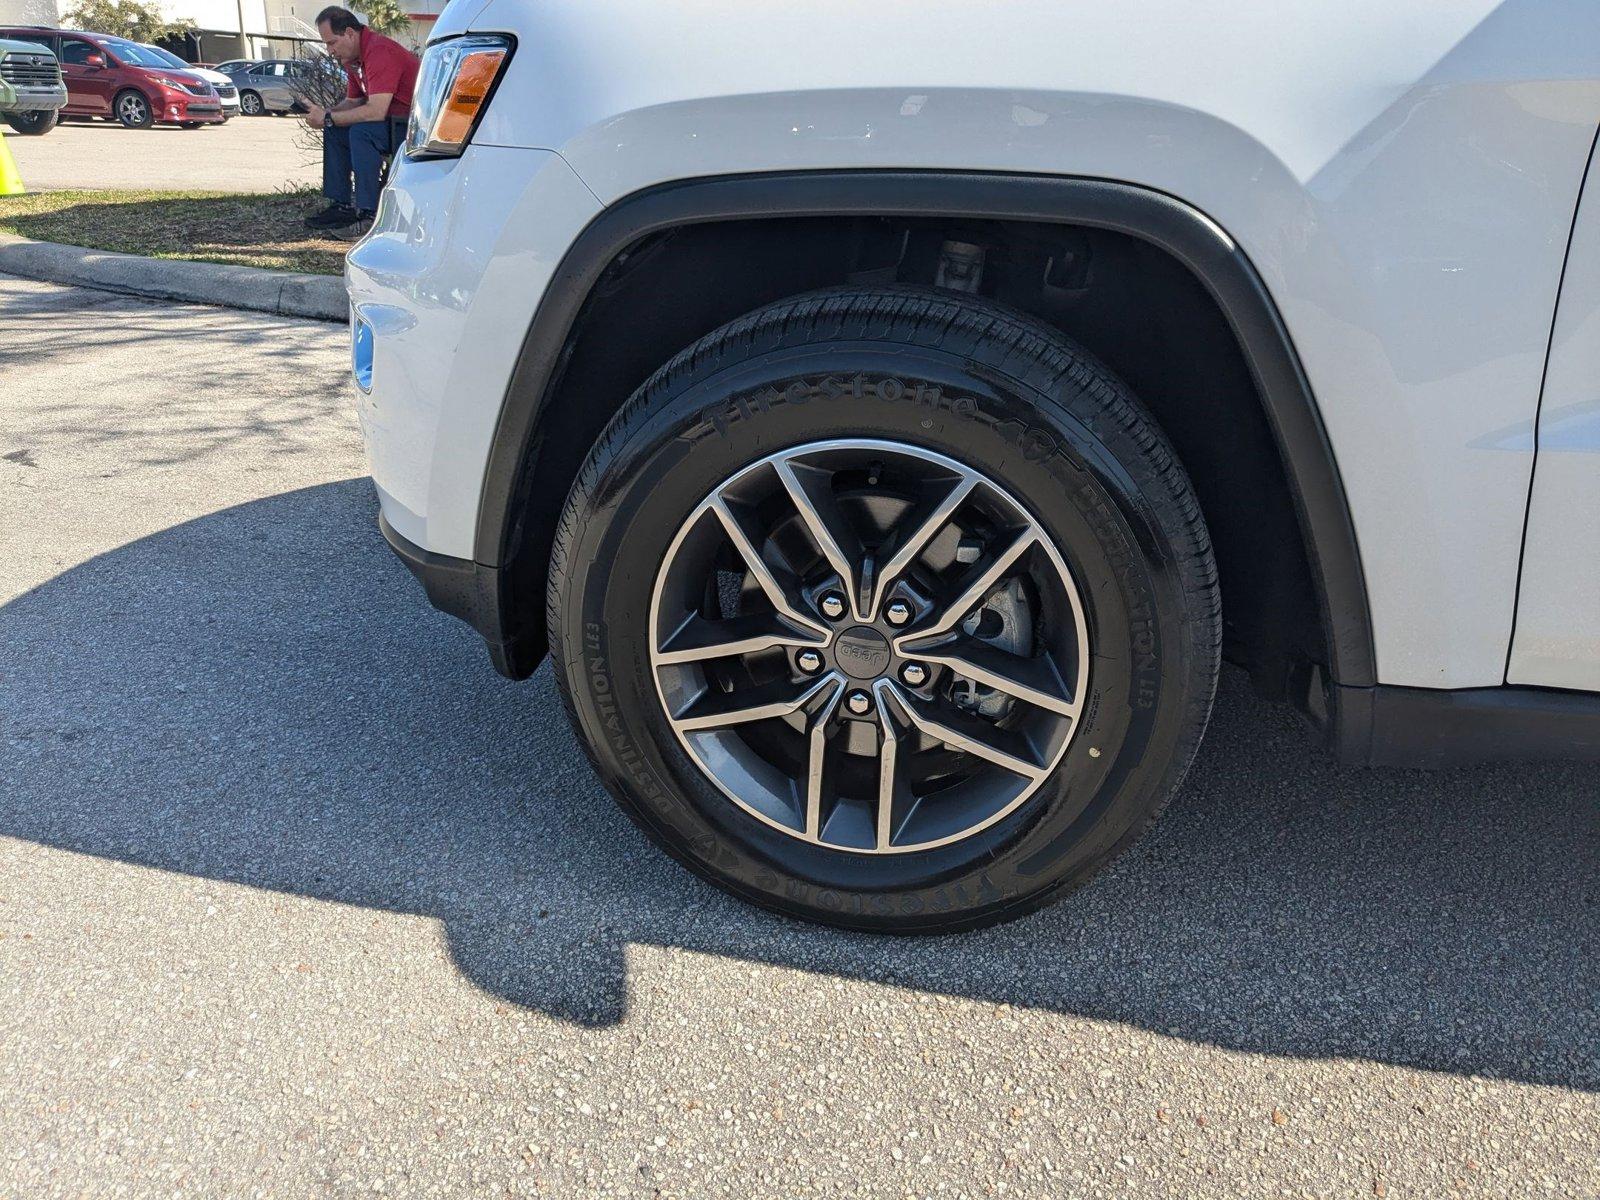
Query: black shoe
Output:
[[304, 203, 357, 230], [329, 211, 375, 242]]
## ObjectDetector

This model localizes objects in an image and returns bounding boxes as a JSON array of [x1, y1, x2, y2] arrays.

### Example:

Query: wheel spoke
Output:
[[868, 473, 977, 617], [871, 691, 918, 850], [902, 526, 1037, 642], [710, 497, 830, 638], [886, 683, 1048, 782], [803, 687, 844, 841], [897, 632, 1080, 719], [657, 611, 825, 665], [672, 673, 838, 732], [774, 458, 866, 620]]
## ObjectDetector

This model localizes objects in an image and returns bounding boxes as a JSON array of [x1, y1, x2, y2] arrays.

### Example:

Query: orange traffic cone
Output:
[[0, 127, 23, 195]]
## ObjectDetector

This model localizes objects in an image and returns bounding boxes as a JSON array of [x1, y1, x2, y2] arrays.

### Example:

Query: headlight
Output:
[[152, 74, 190, 91], [405, 34, 511, 160]]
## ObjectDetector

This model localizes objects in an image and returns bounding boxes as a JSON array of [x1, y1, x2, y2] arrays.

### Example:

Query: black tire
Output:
[[548, 287, 1220, 932], [239, 90, 263, 116], [113, 89, 153, 129], [3, 108, 58, 135]]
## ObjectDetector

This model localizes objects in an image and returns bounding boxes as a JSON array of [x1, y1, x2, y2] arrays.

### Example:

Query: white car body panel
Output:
[[351, 147, 600, 552], [1508, 131, 1600, 692], [349, 0, 1600, 689]]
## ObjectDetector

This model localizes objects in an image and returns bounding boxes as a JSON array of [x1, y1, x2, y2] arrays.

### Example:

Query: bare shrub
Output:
[[285, 50, 349, 172]]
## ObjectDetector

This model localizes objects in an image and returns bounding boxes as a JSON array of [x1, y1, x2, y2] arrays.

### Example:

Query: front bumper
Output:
[[158, 95, 225, 123], [1, 84, 67, 112], [378, 512, 529, 675], [345, 145, 601, 560]]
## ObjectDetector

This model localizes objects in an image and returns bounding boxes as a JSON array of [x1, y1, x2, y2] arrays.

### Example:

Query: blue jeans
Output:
[[322, 118, 405, 212]]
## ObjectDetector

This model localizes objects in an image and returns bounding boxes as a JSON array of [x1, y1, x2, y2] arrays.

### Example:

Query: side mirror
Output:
[[85, 53, 105, 67]]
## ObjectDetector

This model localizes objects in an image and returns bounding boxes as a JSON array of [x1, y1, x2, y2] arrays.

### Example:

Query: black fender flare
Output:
[[473, 170, 1376, 688]]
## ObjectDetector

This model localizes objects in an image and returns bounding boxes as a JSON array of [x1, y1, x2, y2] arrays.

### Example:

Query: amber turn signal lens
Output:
[[405, 34, 512, 159], [432, 49, 506, 147]]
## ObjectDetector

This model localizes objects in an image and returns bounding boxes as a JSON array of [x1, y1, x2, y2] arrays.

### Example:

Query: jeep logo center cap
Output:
[[833, 627, 892, 679]]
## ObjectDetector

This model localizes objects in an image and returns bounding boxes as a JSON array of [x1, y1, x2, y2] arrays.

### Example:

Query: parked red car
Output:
[[0, 27, 223, 128]]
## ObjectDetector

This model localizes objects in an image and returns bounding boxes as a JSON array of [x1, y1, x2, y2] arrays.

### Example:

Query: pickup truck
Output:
[[0, 36, 65, 135]]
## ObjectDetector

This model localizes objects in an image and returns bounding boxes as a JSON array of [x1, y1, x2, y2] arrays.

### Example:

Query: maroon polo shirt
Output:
[[343, 26, 419, 120]]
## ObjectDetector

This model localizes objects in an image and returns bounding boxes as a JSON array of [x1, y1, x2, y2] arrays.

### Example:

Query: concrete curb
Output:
[[0, 234, 347, 322]]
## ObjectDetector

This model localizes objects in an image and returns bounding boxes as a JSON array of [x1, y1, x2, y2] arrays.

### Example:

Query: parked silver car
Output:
[[221, 59, 307, 115]]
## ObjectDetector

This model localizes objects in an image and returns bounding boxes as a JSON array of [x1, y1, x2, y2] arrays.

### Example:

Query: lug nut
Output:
[[796, 649, 824, 675], [819, 592, 847, 620], [884, 599, 913, 627], [900, 662, 928, 687], [845, 690, 873, 716]]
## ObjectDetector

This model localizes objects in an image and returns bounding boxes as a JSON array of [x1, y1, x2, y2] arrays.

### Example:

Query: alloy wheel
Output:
[[649, 438, 1090, 853]]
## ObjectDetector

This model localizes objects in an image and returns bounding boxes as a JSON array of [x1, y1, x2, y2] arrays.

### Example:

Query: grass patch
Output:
[[0, 188, 346, 275]]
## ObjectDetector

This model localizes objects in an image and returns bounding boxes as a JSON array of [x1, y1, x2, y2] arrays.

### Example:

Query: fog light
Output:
[[352, 316, 374, 392]]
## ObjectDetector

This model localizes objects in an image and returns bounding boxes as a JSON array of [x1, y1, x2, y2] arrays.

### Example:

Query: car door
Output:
[[247, 61, 287, 109], [56, 35, 112, 115], [267, 61, 294, 109], [1507, 129, 1600, 691]]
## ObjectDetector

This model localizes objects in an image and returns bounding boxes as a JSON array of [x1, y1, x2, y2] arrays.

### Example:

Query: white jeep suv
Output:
[[346, 1, 1600, 931]]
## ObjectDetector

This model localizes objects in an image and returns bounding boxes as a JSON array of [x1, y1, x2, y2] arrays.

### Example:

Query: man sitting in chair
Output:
[[301, 5, 419, 241]]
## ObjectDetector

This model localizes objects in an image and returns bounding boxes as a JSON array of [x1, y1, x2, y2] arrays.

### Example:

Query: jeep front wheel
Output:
[[548, 287, 1220, 931]]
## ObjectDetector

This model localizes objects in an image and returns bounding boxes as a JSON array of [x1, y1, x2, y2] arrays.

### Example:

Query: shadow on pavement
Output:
[[1, 479, 1595, 1090], [0, 283, 344, 467]]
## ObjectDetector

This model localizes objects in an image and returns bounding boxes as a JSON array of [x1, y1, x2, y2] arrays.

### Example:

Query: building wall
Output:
[[182, 0, 269, 36], [391, 0, 444, 52], [263, 0, 315, 42], [0, 0, 60, 27]]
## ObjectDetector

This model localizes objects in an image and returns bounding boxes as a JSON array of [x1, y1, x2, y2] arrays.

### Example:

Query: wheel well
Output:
[[500, 214, 1328, 700]]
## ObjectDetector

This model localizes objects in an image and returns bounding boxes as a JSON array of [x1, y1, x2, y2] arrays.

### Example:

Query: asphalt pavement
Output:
[[6, 114, 317, 192], [1, 274, 1596, 1198]]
